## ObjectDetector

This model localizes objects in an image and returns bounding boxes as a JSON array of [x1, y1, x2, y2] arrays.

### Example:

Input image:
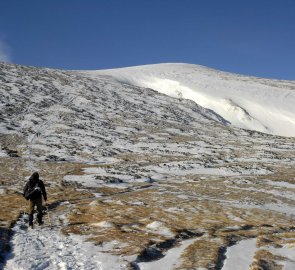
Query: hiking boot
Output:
[[29, 224, 33, 229], [38, 221, 44, 226]]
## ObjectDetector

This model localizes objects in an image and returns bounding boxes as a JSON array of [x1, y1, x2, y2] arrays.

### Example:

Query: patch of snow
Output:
[[92, 221, 114, 228], [0, 150, 8, 157], [262, 203, 295, 216], [129, 201, 145, 206], [225, 213, 244, 223], [89, 200, 99, 206], [146, 221, 174, 237], [165, 207, 184, 213], [225, 199, 295, 217], [145, 162, 268, 177], [177, 194, 189, 199], [222, 238, 257, 270], [268, 244, 295, 270], [64, 174, 101, 188], [266, 180, 295, 189], [93, 193, 103, 197]]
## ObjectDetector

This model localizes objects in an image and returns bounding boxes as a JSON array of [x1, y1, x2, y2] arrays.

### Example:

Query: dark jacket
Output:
[[23, 172, 47, 201]]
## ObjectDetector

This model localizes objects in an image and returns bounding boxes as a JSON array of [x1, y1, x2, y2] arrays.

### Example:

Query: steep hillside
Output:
[[0, 63, 227, 166], [1, 62, 295, 270]]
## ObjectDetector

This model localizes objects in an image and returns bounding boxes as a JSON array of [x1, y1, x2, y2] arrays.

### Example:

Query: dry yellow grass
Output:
[[1, 153, 295, 268], [0, 194, 24, 228]]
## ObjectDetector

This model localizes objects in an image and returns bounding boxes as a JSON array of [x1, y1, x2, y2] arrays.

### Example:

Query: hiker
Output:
[[23, 172, 47, 227]]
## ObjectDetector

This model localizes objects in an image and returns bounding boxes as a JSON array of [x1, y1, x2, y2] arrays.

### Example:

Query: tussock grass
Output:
[[250, 250, 284, 270], [176, 237, 227, 270]]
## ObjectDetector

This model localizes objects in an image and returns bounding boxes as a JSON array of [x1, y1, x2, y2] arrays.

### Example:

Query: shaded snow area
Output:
[[4, 216, 127, 270], [86, 63, 295, 137], [138, 239, 196, 270]]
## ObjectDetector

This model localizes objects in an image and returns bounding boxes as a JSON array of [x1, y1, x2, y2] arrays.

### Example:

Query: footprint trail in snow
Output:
[[4, 216, 126, 270]]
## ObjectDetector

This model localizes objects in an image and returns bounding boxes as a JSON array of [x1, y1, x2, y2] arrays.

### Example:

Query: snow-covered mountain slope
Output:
[[1, 63, 295, 270], [82, 63, 295, 137], [0, 63, 234, 167], [0, 62, 294, 175]]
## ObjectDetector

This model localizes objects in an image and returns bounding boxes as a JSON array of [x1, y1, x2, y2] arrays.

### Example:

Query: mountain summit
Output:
[[82, 63, 295, 137]]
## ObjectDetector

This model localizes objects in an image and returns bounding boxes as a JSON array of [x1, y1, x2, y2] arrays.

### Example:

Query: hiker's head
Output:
[[29, 172, 39, 183]]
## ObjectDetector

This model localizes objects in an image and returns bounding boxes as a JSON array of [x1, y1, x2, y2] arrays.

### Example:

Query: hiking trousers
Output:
[[28, 197, 43, 225]]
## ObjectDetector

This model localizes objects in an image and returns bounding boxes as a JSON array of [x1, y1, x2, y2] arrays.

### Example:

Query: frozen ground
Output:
[[1, 62, 295, 269]]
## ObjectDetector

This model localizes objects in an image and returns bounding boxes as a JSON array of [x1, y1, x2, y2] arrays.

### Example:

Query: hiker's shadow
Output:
[[46, 200, 65, 211], [0, 226, 14, 269]]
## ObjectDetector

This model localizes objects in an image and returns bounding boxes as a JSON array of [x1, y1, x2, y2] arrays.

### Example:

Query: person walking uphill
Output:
[[23, 172, 47, 228]]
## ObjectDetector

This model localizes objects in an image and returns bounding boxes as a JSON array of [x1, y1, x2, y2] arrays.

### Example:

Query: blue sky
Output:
[[0, 0, 294, 79]]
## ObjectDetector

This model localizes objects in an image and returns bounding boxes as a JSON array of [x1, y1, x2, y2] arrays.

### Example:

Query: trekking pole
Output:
[[23, 200, 30, 215], [45, 203, 52, 227]]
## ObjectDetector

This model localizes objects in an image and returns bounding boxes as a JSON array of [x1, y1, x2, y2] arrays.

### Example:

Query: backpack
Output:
[[25, 182, 42, 200]]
